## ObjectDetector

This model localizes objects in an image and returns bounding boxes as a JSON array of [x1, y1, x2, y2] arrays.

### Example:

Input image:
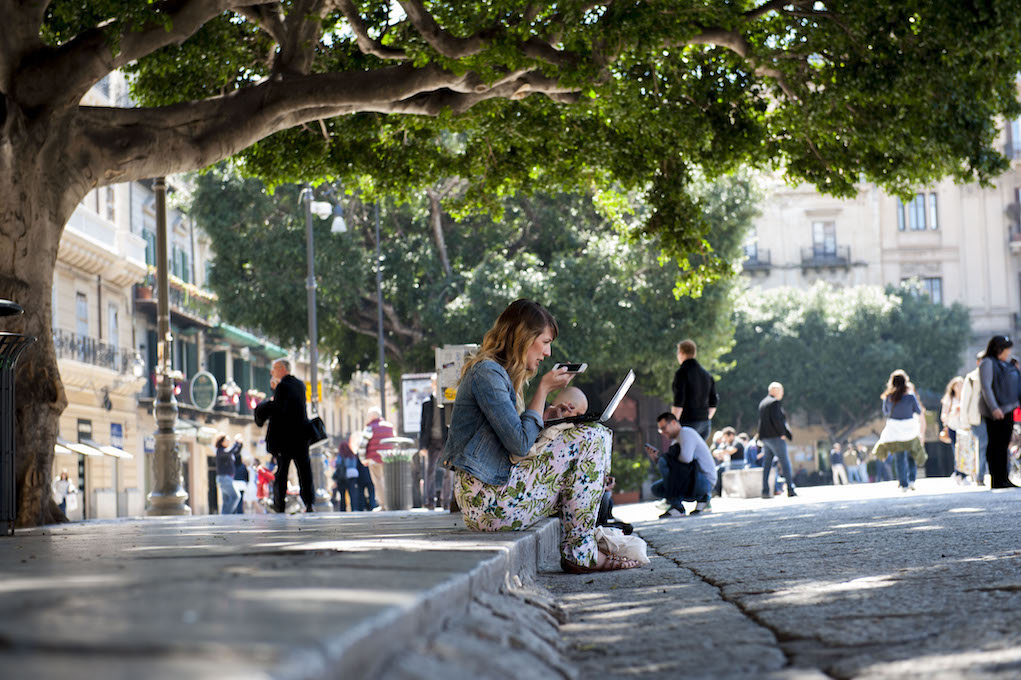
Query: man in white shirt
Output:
[[656, 412, 717, 514]]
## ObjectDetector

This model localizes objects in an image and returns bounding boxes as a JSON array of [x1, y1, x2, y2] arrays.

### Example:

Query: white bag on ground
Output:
[[594, 526, 650, 565]]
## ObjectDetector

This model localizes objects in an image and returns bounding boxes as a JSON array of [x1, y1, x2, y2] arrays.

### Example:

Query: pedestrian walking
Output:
[[51, 469, 77, 515], [214, 433, 242, 514], [829, 442, 848, 485], [254, 359, 316, 512], [359, 406, 394, 510], [670, 340, 719, 440], [977, 335, 1021, 489], [873, 370, 926, 492], [757, 382, 797, 498], [333, 436, 363, 511], [418, 374, 449, 510], [940, 376, 972, 484], [959, 351, 989, 485], [443, 299, 643, 573], [253, 458, 273, 513], [232, 442, 249, 513]]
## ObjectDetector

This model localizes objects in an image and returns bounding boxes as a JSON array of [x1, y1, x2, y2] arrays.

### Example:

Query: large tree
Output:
[[713, 282, 970, 442], [3, 1, 1020, 526]]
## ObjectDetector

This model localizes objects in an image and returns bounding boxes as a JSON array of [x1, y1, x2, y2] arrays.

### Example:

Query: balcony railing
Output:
[[742, 249, 771, 272], [135, 270, 219, 325], [801, 245, 850, 269], [53, 328, 138, 374]]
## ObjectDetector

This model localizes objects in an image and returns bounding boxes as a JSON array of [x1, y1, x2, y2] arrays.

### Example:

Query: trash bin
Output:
[[1, 300, 36, 536], [380, 436, 416, 511]]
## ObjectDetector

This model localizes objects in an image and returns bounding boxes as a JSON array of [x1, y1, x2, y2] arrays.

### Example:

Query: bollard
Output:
[[380, 436, 416, 511], [0, 300, 36, 536]]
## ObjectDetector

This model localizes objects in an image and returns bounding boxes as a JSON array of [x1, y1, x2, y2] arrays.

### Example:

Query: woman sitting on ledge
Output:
[[442, 299, 642, 574]]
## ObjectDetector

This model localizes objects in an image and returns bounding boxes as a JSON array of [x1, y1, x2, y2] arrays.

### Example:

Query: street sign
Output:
[[305, 381, 323, 402], [189, 371, 217, 411], [436, 344, 477, 406]]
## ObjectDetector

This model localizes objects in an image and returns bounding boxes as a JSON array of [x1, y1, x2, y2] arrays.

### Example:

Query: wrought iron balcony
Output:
[[801, 245, 850, 269], [52, 328, 140, 374], [742, 249, 771, 272]]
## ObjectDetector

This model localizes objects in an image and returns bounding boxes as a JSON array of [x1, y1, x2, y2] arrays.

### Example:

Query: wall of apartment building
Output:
[[747, 127, 1021, 353], [741, 121, 1021, 454]]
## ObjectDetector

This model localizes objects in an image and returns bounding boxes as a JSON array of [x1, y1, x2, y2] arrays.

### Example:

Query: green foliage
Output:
[[713, 281, 971, 440], [190, 166, 760, 393], [101, 0, 1021, 289]]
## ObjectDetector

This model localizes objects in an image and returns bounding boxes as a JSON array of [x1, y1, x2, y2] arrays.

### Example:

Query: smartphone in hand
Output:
[[552, 362, 587, 373]]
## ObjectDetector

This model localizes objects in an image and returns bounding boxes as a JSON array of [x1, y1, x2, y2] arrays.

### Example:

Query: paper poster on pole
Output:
[[400, 373, 434, 435], [436, 344, 478, 405]]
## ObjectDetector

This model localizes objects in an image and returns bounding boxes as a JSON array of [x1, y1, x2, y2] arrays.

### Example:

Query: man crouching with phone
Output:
[[650, 412, 717, 517]]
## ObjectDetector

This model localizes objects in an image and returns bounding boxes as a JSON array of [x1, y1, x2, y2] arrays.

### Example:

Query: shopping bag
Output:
[[594, 526, 650, 565]]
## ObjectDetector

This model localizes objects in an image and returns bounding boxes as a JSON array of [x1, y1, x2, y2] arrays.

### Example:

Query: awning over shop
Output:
[[98, 445, 134, 460], [57, 438, 103, 457], [54, 442, 72, 455], [214, 323, 288, 359], [174, 418, 202, 437]]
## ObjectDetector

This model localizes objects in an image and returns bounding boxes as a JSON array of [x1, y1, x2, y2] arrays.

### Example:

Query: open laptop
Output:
[[545, 369, 636, 427]]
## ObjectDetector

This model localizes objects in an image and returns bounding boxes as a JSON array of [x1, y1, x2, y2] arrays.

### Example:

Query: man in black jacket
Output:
[[757, 381, 797, 498], [255, 359, 315, 513], [418, 374, 448, 510], [671, 339, 718, 440]]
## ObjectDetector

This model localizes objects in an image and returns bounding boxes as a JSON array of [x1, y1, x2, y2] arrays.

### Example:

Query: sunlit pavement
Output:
[[600, 477, 1021, 679], [614, 475, 1004, 523], [0, 511, 559, 679]]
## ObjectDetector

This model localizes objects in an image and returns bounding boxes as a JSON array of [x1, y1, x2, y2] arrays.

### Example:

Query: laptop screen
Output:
[[599, 370, 636, 421]]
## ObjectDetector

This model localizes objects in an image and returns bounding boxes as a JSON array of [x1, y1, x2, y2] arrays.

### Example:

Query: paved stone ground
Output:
[[0, 512, 560, 679], [543, 478, 1021, 680], [378, 582, 578, 680]]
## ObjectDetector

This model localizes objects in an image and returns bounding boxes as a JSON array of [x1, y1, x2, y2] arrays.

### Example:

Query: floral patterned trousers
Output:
[[455, 423, 612, 567]]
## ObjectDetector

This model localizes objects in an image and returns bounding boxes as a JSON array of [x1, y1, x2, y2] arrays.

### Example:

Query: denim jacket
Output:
[[441, 360, 544, 486]]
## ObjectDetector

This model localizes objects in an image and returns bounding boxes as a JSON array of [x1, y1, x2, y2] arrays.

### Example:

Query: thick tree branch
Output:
[[76, 61, 579, 184], [744, 0, 790, 21], [685, 28, 799, 100], [425, 186, 452, 278], [234, 4, 286, 45], [397, 0, 487, 59], [335, 0, 408, 60], [16, 0, 261, 109], [338, 313, 406, 360], [272, 0, 329, 75]]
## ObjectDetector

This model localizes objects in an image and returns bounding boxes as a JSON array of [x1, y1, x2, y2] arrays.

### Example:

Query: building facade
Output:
[[52, 74, 395, 517], [740, 116, 1021, 469]]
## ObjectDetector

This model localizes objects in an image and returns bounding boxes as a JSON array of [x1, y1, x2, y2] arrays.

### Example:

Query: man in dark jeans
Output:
[[671, 339, 718, 440], [254, 359, 316, 513], [758, 381, 797, 498]]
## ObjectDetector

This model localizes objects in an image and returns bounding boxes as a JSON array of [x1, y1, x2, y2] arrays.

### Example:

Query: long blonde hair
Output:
[[460, 299, 559, 405], [941, 376, 963, 406], [881, 369, 909, 403]]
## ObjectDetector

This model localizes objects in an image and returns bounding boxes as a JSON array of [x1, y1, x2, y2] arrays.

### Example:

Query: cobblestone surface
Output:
[[378, 579, 577, 680]]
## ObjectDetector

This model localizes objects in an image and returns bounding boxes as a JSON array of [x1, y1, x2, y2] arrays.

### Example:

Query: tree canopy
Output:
[[191, 166, 760, 390], [712, 282, 971, 442]]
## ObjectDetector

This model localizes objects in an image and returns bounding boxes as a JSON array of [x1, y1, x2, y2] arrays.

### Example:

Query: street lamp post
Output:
[[147, 177, 189, 515], [374, 201, 386, 417], [302, 186, 341, 512]]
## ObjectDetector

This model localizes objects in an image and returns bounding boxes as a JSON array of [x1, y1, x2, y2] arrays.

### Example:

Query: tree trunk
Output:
[[1, 117, 82, 527], [426, 188, 452, 278]]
